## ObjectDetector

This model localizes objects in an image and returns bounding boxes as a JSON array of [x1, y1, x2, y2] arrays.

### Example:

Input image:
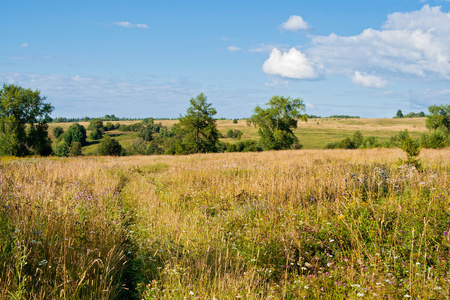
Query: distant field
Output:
[[48, 117, 428, 150]]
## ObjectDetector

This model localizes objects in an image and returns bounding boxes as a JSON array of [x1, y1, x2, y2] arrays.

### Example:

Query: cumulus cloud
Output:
[[113, 21, 148, 29], [266, 5, 450, 86], [280, 15, 310, 31], [262, 48, 321, 80], [351, 72, 387, 88], [308, 5, 450, 80], [20, 43, 28, 48]]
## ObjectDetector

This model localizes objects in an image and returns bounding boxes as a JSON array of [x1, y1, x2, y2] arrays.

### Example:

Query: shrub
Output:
[[104, 122, 115, 131], [397, 130, 421, 168], [88, 119, 104, 140], [98, 136, 122, 156], [89, 129, 103, 140], [360, 136, 381, 149], [69, 142, 82, 156], [126, 138, 147, 155], [61, 123, 87, 146], [52, 126, 64, 138], [420, 129, 449, 149], [55, 140, 70, 157], [226, 129, 243, 139]]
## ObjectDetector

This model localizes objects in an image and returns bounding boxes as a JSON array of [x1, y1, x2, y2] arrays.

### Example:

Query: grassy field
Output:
[[47, 117, 428, 151], [0, 148, 449, 299]]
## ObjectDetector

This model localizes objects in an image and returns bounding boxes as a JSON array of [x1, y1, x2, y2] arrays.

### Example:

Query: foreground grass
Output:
[[0, 148, 449, 299]]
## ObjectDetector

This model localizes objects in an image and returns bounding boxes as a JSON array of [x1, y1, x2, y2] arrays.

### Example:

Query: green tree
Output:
[[26, 124, 53, 156], [55, 140, 70, 157], [248, 96, 307, 150], [98, 136, 122, 156], [88, 119, 104, 140], [395, 109, 404, 118], [53, 126, 64, 139], [61, 123, 87, 146], [0, 84, 53, 156], [426, 105, 450, 131], [397, 130, 421, 168], [126, 137, 147, 155], [69, 142, 82, 156], [352, 131, 364, 148], [178, 93, 220, 153]]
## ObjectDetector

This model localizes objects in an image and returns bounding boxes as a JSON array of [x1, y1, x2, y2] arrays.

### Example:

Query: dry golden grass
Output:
[[1, 148, 449, 299]]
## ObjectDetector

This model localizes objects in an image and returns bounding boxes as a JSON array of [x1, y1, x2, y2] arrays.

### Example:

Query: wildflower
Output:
[[444, 231, 448, 236], [189, 291, 194, 295], [403, 295, 411, 298], [39, 260, 48, 266], [357, 293, 364, 297], [304, 285, 309, 289]]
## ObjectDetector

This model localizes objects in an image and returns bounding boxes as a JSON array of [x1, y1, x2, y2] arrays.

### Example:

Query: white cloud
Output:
[[262, 48, 321, 80], [307, 5, 450, 80], [0, 72, 206, 117], [249, 43, 290, 53], [264, 79, 290, 88], [227, 46, 242, 52], [351, 71, 387, 88], [264, 5, 450, 86], [280, 15, 310, 32], [305, 102, 315, 108], [408, 88, 450, 106], [113, 21, 148, 29], [20, 43, 28, 48]]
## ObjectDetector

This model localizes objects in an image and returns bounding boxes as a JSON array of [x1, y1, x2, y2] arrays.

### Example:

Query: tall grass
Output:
[[1, 149, 449, 299]]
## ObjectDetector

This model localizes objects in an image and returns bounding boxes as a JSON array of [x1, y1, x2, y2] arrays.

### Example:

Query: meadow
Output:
[[47, 117, 428, 152], [0, 147, 449, 299]]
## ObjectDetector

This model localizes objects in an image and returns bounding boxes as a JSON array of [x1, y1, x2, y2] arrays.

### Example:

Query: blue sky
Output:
[[2, 0, 450, 118]]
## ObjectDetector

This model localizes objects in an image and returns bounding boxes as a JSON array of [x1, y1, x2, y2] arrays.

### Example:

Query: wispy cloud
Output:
[[249, 43, 290, 53], [280, 15, 310, 32], [20, 43, 29, 48], [227, 46, 242, 52], [113, 21, 149, 29], [0, 72, 206, 117], [351, 71, 387, 88]]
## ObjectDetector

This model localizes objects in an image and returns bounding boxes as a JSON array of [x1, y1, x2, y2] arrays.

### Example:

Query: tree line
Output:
[[1, 83, 450, 157]]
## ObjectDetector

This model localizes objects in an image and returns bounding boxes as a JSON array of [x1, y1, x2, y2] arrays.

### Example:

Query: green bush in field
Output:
[[87, 119, 104, 140], [227, 129, 243, 139], [61, 123, 87, 146], [52, 126, 64, 138], [420, 129, 449, 149], [104, 122, 115, 131], [126, 138, 147, 155], [69, 142, 82, 156], [98, 136, 122, 156], [55, 140, 70, 157]]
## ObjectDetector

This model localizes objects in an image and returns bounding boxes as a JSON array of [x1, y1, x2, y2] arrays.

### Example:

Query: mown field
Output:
[[47, 117, 428, 152], [0, 148, 449, 299]]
